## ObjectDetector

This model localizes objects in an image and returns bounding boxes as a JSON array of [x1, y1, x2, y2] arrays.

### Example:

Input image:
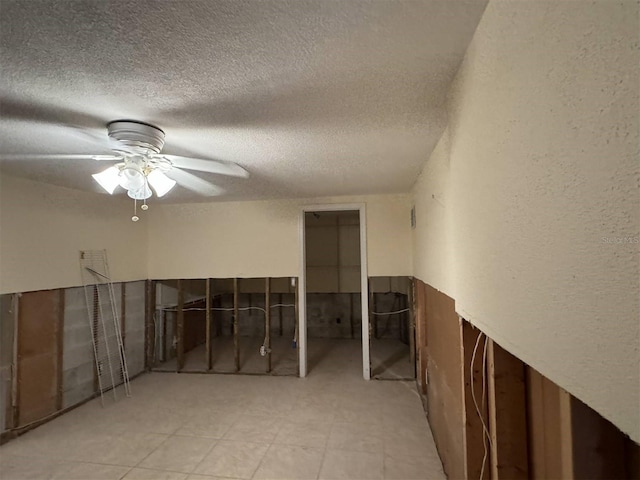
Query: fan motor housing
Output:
[[108, 120, 165, 154]]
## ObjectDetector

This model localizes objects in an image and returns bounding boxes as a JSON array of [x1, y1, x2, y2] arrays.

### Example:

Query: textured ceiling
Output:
[[0, 0, 487, 202]]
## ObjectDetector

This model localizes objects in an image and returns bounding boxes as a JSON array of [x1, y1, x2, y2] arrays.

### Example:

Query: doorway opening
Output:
[[299, 205, 370, 379]]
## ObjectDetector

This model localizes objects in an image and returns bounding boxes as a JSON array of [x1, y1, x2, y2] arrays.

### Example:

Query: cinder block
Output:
[[63, 381, 95, 409], [63, 344, 94, 370]]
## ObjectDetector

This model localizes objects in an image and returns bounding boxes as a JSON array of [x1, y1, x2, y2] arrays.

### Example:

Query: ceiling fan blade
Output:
[[161, 155, 249, 178], [165, 168, 224, 196], [0, 96, 105, 129], [0, 154, 122, 162]]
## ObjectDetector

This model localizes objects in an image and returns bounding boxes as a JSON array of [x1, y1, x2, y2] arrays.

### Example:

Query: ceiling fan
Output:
[[1, 119, 249, 221]]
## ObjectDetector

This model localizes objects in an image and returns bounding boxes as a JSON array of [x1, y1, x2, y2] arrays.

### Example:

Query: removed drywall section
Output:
[[0, 174, 148, 295], [413, 0, 639, 441], [124, 281, 146, 377], [62, 287, 95, 409], [17, 289, 64, 426], [417, 280, 465, 480]]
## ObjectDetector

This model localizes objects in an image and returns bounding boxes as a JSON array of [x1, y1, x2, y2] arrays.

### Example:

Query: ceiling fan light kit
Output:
[[88, 120, 246, 221], [1, 119, 249, 222]]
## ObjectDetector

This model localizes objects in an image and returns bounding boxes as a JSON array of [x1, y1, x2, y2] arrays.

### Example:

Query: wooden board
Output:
[[176, 280, 185, 371], [265, 278, 271, 373], [487, 339, 529, 479], [144, 280, 156, 369], [233, 278, 239, 372], [206, 279, 212, 370], [17, 289, 64, 426], [571, 395, 640, 478], [526, 367, 573, 478], [461, 320, 489, 480], [421, 282, 465, 480]]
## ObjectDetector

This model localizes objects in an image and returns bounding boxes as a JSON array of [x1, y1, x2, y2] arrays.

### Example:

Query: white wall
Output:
[[0, 174, 148, 294], [413, 0, 639, 441], [147, 194, 412, 280]]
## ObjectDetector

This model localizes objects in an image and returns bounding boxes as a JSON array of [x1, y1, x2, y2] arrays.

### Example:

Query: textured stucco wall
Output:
[[147, 194, 412, 280], [413, 0, 639, 441], [0, 174, 148, 294], [412, 127, 453, 294]]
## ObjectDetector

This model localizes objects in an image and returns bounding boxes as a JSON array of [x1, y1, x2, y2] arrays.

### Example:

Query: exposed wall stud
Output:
[[206, 278, 212, 371], [461, 321, 489, 479], [144, 280, 156, 369], [233, 278, 240, 372], [349, 293, 354, 339], [265, 277, 271, 373], [487, 339, 529, 479], [176, 279, 185, 372], [408, 277, 416, 378], [10, 293, 19, 430], [121, 283, 126, 349], [55, 289, 64, 411], [278, 293, 283, 337]]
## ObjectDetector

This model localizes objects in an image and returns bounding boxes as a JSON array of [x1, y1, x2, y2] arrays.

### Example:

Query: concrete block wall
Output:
[[307, 293, 363, 339], [124, 281, 146, 377], [63, 281, 146, 409], [62, 286, 96, 409]]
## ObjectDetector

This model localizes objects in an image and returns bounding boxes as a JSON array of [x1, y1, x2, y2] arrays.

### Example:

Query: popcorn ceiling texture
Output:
[[0, 0, 487, 202], [413, 0, 639, 441]]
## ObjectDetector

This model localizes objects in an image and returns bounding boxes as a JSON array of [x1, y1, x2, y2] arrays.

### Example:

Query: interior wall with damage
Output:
[[411, 0, 639, 446], [152, 277, 298, 376], [0, 281, 146, 441], [0, 174, 148, 295]]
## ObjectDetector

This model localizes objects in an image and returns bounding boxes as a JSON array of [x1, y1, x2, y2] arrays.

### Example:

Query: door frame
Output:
[[298, 203, 370, 380]]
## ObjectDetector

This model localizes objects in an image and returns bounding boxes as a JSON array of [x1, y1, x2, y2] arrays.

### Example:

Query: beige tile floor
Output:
[[0, 340, 445, 480]]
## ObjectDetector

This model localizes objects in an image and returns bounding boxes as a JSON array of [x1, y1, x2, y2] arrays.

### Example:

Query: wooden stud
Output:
[[294, 278, 300, 376], [176, 279, 185, 372], [233, 278, 240, 372], [10, 293, 19, 429], [461, 321, 489, 480], [144, 280, 156, 369], [55, 289, 65, 412], [349, 293, 354, 339], [408, 278, 416, 378], [120, 283, 126, 349], [278, 293, 283, 337], [206, 278, 212, 371], [559, 389, 574, 479], [265, 277, 271, 373], [371, 289, 378, 340], [487, 339, 529, 479], [161, 306, 167, 363]]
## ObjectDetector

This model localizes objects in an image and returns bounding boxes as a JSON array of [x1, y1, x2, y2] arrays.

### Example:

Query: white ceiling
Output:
[[0, 0, 487, 202]]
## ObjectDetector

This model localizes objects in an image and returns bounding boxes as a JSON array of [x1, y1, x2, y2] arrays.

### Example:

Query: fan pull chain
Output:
[[141, 177, 149, 211], [132, 199, 139, 222]]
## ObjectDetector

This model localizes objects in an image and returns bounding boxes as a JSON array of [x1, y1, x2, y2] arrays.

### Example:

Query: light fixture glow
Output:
[[92, 166, 120, 194], [119, 165, 145, 191], [147, 170, 177, 197], [127, 184, 152, 200]]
